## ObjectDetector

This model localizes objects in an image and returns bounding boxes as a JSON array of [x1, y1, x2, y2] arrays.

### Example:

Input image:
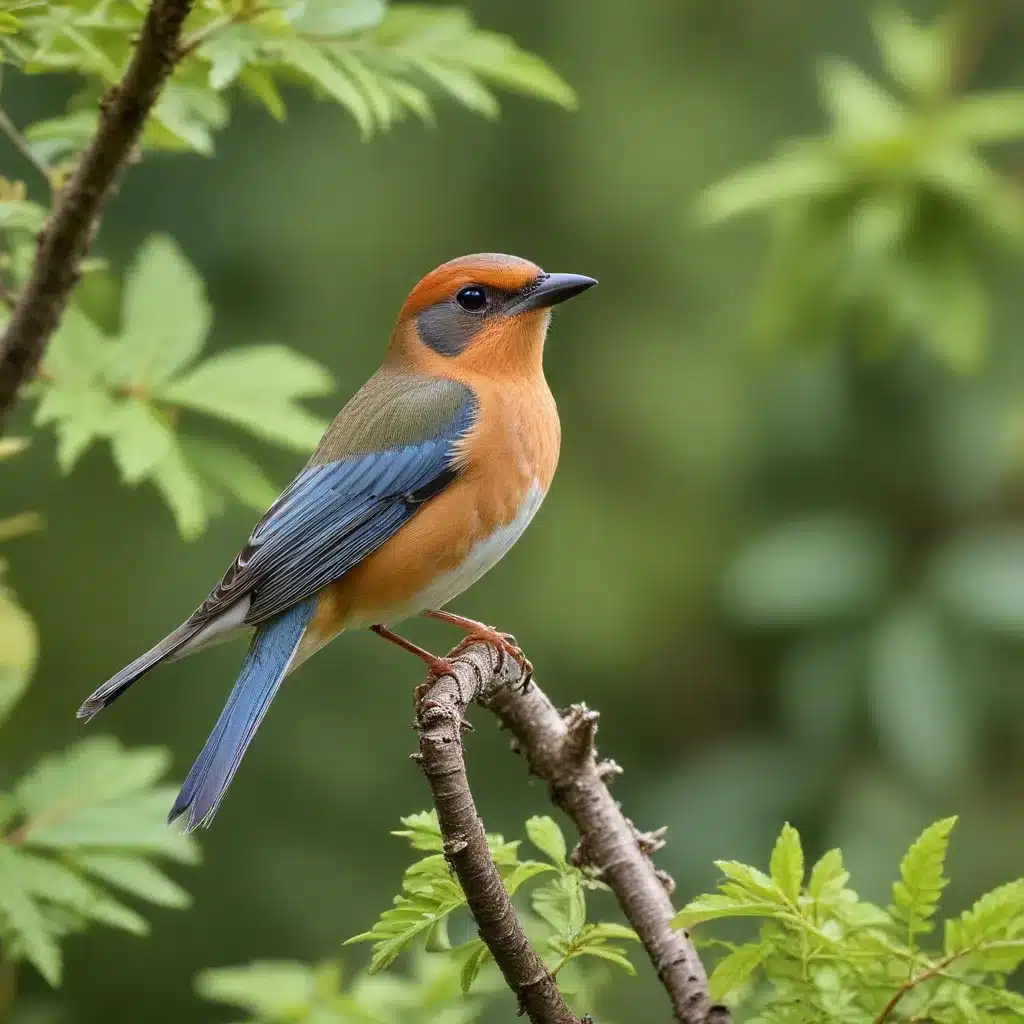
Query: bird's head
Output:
[[389, 253, 596, 378]]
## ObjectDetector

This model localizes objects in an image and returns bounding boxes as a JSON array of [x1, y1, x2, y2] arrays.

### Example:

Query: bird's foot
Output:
[[371, 625, 457, 714], [445, 627, 533, 689]]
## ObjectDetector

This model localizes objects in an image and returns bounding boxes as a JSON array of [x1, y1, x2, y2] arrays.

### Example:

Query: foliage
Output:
[[699, 5, 1024, 370], [198, 812, 637, 1021], [0, 0, 578, 1015], [673, 819, 1024, 1022]]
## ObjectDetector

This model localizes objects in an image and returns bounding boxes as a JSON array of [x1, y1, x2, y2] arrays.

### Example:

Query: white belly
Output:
[[349, 480, 546, 627]]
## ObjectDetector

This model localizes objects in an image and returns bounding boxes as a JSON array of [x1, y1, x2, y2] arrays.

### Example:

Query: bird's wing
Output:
[[192, 372, 477, 627]]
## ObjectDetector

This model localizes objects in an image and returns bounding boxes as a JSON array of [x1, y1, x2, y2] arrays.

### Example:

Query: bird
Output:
[[77, 253, 596, 833]]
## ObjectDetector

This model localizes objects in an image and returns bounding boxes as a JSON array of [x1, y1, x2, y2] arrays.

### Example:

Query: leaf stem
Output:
[[0, 107, 52, 193]]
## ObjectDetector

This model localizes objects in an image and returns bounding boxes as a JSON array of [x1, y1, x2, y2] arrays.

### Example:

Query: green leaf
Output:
[[150, 438, 207, 540], [196, 961, 316, 1017], [807, 849, 849, 904], [458, 939, 491, 994], [698, 144, 844, 224], [871, 7, 954, 101], [723, 516, 891, 626], [944, 90, 1024, 144], [0, 437, 30, 460], [0, 586, 37, 726], [931, 529, 1024, 635], [672, 894, 789, 929], [109, 399, 175, 484], [180, 437, 279, 512], [891, 816, 957, 941], [532, 873, 585, 939], [291, 0, 386, 35], [0, 198, 47, 232], [158, 344, 332, 451], [33, 384, 118, 472], [41, 306, 110, 386], [716, 860, 785, 904], [709, 942, 766, 1001], [74, 853, 190, 909], [525, 815, 568, 866], [0, 845, 61, 985], [112, 234, 210, 388], [15, 853, 148, 935], [769, 823, 804, 904], [238, 66, 287, 121], [945, 879, 1024, 954], [818, 56, 906, 138], [869, 602, 970, 790], [271, 37, 372, 135], [392, 810, 444, 852]]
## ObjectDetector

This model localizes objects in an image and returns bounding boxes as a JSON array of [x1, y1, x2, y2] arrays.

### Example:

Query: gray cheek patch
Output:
[[416, 302, 484, 357]]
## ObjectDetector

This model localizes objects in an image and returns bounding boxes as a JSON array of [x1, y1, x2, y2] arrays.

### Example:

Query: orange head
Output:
[[388, 253, 596, 378]]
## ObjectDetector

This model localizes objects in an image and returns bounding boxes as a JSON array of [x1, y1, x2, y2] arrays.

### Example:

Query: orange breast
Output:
[[302, 371, 560, 649]]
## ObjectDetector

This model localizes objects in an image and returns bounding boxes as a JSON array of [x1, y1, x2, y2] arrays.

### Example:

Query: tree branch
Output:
[[415, 656, 583, 1024], [414, 641, 730, 1024], [0, 0, 196, 430]]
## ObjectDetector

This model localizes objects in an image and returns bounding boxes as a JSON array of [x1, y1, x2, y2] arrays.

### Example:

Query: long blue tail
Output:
[[169, 598, 316, 833]]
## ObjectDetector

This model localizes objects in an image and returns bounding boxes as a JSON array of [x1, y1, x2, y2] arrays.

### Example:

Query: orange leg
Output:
[[370, 624, 455, 678], [423, 609, 533, 684]]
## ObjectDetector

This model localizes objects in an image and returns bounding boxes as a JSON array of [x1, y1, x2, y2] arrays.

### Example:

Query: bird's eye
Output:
[[456, 286, 487, 312]]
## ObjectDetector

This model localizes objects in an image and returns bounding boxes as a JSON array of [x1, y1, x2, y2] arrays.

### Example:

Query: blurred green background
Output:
[[5, 0, 1024, 1020]]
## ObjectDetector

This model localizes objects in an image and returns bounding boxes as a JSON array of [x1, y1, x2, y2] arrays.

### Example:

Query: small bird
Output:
[[78, 253, 595, 832]]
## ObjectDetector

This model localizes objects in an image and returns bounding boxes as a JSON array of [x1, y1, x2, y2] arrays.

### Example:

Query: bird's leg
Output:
[[369, 624, 459, 713], [423, 609, 533, 685]]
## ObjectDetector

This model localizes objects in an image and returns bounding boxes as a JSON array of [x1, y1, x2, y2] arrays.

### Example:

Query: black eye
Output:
[[456, 286, 487, 312]]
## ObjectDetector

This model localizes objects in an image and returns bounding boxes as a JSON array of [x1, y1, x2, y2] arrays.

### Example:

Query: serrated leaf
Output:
[[502, 860, 555, 896], [567, 942, 636, 974], [532, 873, 585, 939], [458, 939, 491, 994], [807, 849, 849, 904], [291, 0, 385, 35], [196, 961, 316, 1017], [672, 894, 790, 929], [716, 860, 784, 903], [238, 66, 287, 121], [946, 879, 1024, 955], [74, 853, 190, 909], [709, 942, 766, 1001], [891, 816, 957, 941], [158, 344, 332, 452], [769, 823, 804, 903], [112, 234, 210, 388], [392, 810, 444, 852], [525, 815, 568, 866], [109, 399, 175, 484], [0, 845, 61, 985]]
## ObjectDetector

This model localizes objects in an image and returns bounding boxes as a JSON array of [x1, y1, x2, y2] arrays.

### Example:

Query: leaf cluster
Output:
[[12, 232, 332, 538], [0, 0, 575, 167], [198, 812, 639, 1022], [673, 818, 1024, 1022], [699, 6, 1024, 370]]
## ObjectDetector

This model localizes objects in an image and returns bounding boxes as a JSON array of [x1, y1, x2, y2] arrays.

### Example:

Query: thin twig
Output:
[[0, 0, 197, 432], [415, 660, 582, 1024], [0, 107, 52, 192], [414, 641, 729, 1024]]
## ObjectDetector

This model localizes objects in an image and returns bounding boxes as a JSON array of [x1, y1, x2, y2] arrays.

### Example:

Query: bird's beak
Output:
[[508, 273, 597, 315]]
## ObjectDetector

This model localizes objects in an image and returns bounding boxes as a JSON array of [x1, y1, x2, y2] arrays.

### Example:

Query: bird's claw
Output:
[[448, 630, 532, 686]]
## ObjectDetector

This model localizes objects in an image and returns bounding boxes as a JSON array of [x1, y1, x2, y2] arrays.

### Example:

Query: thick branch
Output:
[[0, 0, 196, 429], [415, 661, 583, 1024], [415, 642, 730, 1024]]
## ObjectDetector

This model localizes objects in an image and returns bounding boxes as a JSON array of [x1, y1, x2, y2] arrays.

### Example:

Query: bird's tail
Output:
[[168, 598, 316, 833], [77, 621, 204, 722]]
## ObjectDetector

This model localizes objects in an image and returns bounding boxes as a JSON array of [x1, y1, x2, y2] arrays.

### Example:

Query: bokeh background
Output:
[[5, 0, 1024, 1020]]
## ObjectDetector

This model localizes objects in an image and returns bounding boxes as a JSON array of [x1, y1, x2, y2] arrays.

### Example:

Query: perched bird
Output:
[[78, 253, 595, 832]]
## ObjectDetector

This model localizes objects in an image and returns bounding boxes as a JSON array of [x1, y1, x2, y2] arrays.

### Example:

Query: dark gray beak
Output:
[[508, 273, 597, 315]]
